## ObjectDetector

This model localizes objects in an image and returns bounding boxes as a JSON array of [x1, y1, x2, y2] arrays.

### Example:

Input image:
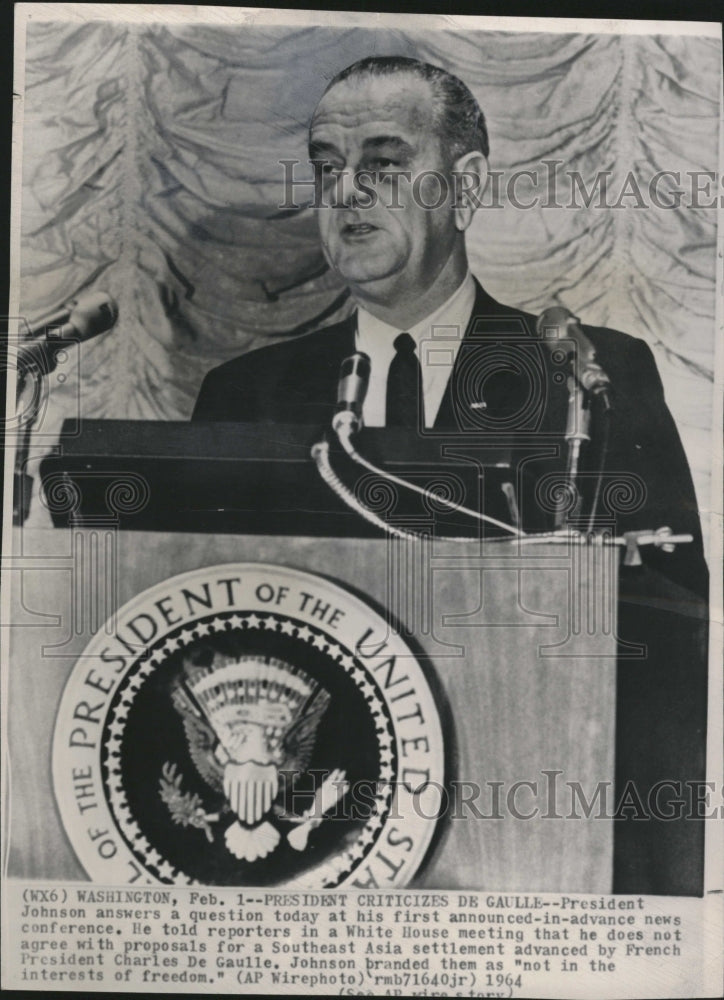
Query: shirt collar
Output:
[[356, 271, 476, 350]]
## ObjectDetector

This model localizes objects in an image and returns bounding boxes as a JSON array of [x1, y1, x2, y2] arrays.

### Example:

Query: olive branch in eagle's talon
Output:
[[159, 761, 221, 842]]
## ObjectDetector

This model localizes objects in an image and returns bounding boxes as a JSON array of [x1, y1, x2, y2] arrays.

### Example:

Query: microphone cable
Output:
[[320, 349, 524, 540], [330, 414, 526, 539], [311, 437, 424, 540]]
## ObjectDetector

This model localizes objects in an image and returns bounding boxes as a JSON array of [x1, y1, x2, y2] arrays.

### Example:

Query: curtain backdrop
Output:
[[18, 20, 721, 529]]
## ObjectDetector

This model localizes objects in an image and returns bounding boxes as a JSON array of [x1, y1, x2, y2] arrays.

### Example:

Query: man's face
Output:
[[309, 74, 459, 299]]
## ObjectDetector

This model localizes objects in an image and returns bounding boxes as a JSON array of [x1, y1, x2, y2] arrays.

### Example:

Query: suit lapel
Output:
[[335, 313, 357, 361], [302, 312, 356, 424], [433, 279, 568, 435], [434, 279, 517, 430], [316, 312, 356, 368]]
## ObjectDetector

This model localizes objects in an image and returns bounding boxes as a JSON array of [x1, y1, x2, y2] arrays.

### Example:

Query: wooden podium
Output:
[[6, 423, 618, 892]]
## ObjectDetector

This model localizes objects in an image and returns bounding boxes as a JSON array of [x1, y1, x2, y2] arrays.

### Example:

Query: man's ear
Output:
[[452, 151, 488, 231]]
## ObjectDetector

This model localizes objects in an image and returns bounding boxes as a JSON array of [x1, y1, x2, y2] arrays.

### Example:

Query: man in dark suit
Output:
[[193, 56, 708, 895]]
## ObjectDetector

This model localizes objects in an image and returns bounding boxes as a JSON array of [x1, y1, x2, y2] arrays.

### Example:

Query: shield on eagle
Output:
[[165, 653, 345, 861]]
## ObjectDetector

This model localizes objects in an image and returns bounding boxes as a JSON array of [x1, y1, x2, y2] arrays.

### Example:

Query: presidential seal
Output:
[[52, 563, 444, 888]]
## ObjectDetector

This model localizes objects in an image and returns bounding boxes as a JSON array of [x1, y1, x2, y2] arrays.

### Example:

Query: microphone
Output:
[[332, 352, 371, 435], [536, 306, 612, 408], [13, 291, 118, 527], [19, 291, 119, 372]]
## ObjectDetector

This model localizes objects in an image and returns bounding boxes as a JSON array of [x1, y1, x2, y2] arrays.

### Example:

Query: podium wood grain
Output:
[[7, 527, 616, 892]]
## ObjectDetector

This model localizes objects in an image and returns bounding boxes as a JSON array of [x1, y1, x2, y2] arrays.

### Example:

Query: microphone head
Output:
[[536, 305, 613, 403], [333, 352, 371, 435], [535, 306, 578, 340], [336, 352, 371, 401], [65, 291, 119, 340]]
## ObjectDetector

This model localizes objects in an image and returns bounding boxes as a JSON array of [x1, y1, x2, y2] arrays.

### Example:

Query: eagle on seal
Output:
[[170, 653, 333, 861]]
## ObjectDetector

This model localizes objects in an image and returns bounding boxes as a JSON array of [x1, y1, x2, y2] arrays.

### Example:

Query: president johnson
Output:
[[192, 56, 708, 896]]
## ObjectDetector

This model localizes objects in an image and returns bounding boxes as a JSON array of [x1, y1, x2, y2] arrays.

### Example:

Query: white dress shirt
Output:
[[355, 272, 476, 427]]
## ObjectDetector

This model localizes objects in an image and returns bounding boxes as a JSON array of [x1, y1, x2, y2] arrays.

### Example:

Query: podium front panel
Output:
[[7, 525, 617, 893]]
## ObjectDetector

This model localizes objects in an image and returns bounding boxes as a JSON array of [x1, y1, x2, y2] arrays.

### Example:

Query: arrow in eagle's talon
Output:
[[287, 770, 349, 851]]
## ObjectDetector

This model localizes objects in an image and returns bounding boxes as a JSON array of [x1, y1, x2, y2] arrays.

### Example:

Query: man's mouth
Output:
[[342, 222, 379, 238]]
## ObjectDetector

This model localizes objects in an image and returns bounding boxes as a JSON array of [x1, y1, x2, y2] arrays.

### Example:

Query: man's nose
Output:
[[335, 167, 364, 208]]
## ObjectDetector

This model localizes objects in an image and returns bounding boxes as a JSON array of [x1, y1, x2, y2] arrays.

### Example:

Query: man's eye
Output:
[[314, 161, 342, 175], [371, 158, 399, 170]]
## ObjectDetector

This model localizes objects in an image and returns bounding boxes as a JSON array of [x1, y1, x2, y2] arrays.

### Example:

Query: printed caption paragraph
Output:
[[3, 884, 717, 997]]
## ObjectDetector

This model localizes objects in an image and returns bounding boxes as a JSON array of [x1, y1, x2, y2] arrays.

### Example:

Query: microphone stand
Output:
[[13, 357, 47, 526], [13, 333, 83, 526], [555, 375, 591, 530], [537, 305, 613, 532]]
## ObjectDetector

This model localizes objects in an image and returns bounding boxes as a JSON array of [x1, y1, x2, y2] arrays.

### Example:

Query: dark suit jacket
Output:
[[193, 280, 705, 588], [193, 278, 708, 894]]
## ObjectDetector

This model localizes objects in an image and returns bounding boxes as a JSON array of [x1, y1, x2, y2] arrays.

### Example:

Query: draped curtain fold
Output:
[[18, 21, 721, 524]]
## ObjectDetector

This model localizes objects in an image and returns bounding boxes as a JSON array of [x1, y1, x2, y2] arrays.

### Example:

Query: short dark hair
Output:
[[320, 55, 489, 161]]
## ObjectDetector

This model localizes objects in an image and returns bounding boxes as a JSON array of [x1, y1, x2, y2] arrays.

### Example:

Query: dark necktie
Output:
[[386, 332, 422, 428]]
